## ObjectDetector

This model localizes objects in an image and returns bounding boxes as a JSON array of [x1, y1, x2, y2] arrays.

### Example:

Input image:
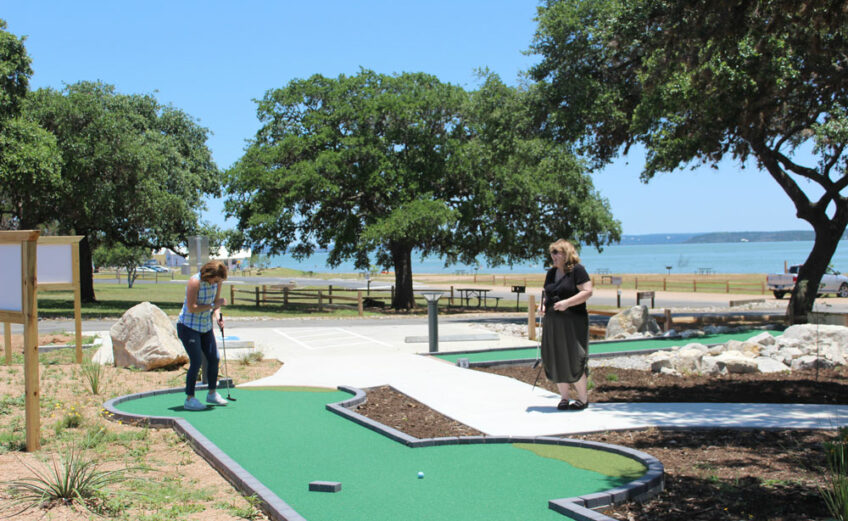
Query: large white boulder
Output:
[[605, 306, 661, 339], [111, 302, 187, 370]]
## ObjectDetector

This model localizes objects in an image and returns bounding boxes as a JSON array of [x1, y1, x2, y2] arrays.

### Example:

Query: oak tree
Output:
[[531, 0, 848, 321]]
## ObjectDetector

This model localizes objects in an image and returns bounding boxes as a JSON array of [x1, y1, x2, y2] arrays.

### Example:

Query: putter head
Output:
[[532, 359, 541, 368]]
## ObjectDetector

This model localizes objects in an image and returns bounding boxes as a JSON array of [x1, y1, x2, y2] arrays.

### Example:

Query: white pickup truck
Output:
[[766, 265, 848, 299]]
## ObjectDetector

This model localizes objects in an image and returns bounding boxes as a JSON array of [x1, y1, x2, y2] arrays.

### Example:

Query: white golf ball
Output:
[[417, 471, 424, 479]]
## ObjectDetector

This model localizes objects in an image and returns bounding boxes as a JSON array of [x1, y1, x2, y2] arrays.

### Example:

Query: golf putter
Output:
[[218, 312, 236, 401]]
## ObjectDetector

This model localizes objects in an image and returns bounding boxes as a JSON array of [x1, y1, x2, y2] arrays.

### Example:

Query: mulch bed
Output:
[[356, 366, 848, 521]]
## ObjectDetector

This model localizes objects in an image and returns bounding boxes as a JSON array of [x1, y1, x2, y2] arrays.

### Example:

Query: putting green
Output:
[[434, 330, 781, 364], [114, 387, 647, 520]]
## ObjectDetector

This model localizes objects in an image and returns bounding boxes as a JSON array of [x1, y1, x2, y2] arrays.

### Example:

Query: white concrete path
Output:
[[230, 323, 848, 436]]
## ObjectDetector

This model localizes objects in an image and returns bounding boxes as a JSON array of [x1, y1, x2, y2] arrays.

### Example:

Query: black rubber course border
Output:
[[104, 385, 664, 521]]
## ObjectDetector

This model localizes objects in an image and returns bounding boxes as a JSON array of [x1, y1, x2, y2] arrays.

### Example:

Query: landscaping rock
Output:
[[111, 302, 187, 370], [605, 305, 661, 339], [714, 352, 759, 374], [755, 357, 790, 374], [790, 355, 835, 371], [748, 331, 776, 346]]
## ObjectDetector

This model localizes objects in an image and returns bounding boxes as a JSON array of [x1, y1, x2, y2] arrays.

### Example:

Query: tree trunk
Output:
[[391, 243, 416, 310], [79, 235, 97, 303], [787, 221, 846, 324]]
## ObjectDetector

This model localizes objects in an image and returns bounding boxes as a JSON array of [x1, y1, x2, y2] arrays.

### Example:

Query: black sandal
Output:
[[556, 399, 570, 410], [568, 400, 588, 411]]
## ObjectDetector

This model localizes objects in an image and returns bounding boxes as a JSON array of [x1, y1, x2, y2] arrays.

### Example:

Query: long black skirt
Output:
[[540, 310, 589, 384]]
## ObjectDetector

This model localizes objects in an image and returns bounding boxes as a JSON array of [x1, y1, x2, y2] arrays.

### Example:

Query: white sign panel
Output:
[[37, 244, 73, 284], [0, 244, 23, 312]]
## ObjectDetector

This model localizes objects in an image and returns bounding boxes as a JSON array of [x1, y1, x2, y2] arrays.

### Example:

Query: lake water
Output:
[[268, 240, 848, 275]]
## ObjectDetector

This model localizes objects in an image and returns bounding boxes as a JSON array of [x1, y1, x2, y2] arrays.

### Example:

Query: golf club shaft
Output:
[[219, 311, 234, 400]]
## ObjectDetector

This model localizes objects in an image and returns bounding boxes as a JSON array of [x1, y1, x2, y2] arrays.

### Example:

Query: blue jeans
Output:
[[177, 322, 219, 397]]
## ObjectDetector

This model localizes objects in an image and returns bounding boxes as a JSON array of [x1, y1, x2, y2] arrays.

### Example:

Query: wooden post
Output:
[[450, 285, 454, 306], [262, 285, 267, 304], [230, 285, 235, 306], [255, 286, 260, 307], [635, 277, 638, 290], [693, 280, 697, 292], [663, 278, 667, 291], [527, 295, 536, 341], [21, 234, 40, 451], [357, 291, 363, 317], [328, 285, 333, 305], [284, 287, 289, 306], [664, 309, 673, 331], [318, 291, 323, 311], [726, 281, 730, 293], [3, 322, 10, 365]]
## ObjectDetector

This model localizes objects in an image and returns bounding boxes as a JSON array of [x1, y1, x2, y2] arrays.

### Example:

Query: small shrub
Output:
[[605, 372, 619, 382], [820, 428, 848, 521], [80, 359, 105, 395], [54, 405, 83, 433], [239, 351, 264, 366], [4, 444, 136, 515]]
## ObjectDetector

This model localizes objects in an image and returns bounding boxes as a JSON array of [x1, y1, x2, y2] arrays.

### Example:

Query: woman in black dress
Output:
[[539, 239, 594, 410]]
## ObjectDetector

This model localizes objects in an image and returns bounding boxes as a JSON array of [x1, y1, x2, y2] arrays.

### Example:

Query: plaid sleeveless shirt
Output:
[[177, 273, 218, 333]]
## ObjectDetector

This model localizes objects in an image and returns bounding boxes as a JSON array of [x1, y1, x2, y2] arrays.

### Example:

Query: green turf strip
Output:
[[115, 388, 638, 521], [434, 330, 781, 364]]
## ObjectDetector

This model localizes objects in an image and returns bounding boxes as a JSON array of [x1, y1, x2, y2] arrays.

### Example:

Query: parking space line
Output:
[[271, 327, 394, 351]]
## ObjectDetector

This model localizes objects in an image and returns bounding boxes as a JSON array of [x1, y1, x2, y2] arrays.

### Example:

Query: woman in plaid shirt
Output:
[[177, 260, 229, 411]]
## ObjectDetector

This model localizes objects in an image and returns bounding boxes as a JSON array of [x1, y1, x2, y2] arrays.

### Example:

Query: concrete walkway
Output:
[[226, 322, 848, 436]]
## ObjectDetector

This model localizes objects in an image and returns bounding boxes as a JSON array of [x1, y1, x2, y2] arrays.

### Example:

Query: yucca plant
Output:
[[4, 444, 133, 514], [80, 359, 105, 395], [821, 429, 848, 521]]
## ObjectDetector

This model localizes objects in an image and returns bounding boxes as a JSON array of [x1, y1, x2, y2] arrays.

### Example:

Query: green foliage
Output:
[[93, 243, 151, 288], [530, 0, 848, 319], [4, 444, 135, 515], [216, 495, 263, 520], [23, 81, 221, 301], [79, 359, 106, 395], [0, 19, 31, 121], [821, 430, 848, 520], [227, 69, 619, 309]]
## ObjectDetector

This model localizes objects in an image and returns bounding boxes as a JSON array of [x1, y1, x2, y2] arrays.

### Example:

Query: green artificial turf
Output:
[[115, 387, 642, 521], [434, 330, 781, 364]]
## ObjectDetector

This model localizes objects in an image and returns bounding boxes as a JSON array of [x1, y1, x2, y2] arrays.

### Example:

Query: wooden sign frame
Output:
[[0, 230, 40, 451], [36, 236, 84, 362]]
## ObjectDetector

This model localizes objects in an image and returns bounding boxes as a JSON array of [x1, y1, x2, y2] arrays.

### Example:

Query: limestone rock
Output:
[[755, 357, 790, 374], [111, 302, 187, 370], [713, 352, 758, 374], [605, 306, 661, 339], [747, 332, 776, 346], [648, 351, 673, 372], [701, 356, 726, 376], [673, 348, 704, 373], [790, 355, 835, 371]]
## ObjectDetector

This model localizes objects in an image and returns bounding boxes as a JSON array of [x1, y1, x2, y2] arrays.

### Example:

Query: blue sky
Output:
[[4, 1, 810, 235]]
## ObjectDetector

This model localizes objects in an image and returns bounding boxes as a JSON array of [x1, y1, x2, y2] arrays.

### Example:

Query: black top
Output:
[[543, 264, 590, 315]]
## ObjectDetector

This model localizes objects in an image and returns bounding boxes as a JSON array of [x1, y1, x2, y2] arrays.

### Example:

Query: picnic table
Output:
[[456, 288, 492, 308]]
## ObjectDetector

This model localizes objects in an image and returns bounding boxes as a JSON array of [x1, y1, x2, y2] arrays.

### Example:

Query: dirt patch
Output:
[[3, 333, 77, 351], [356, 367, 847, 521], [0, 349, 282, 521]]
